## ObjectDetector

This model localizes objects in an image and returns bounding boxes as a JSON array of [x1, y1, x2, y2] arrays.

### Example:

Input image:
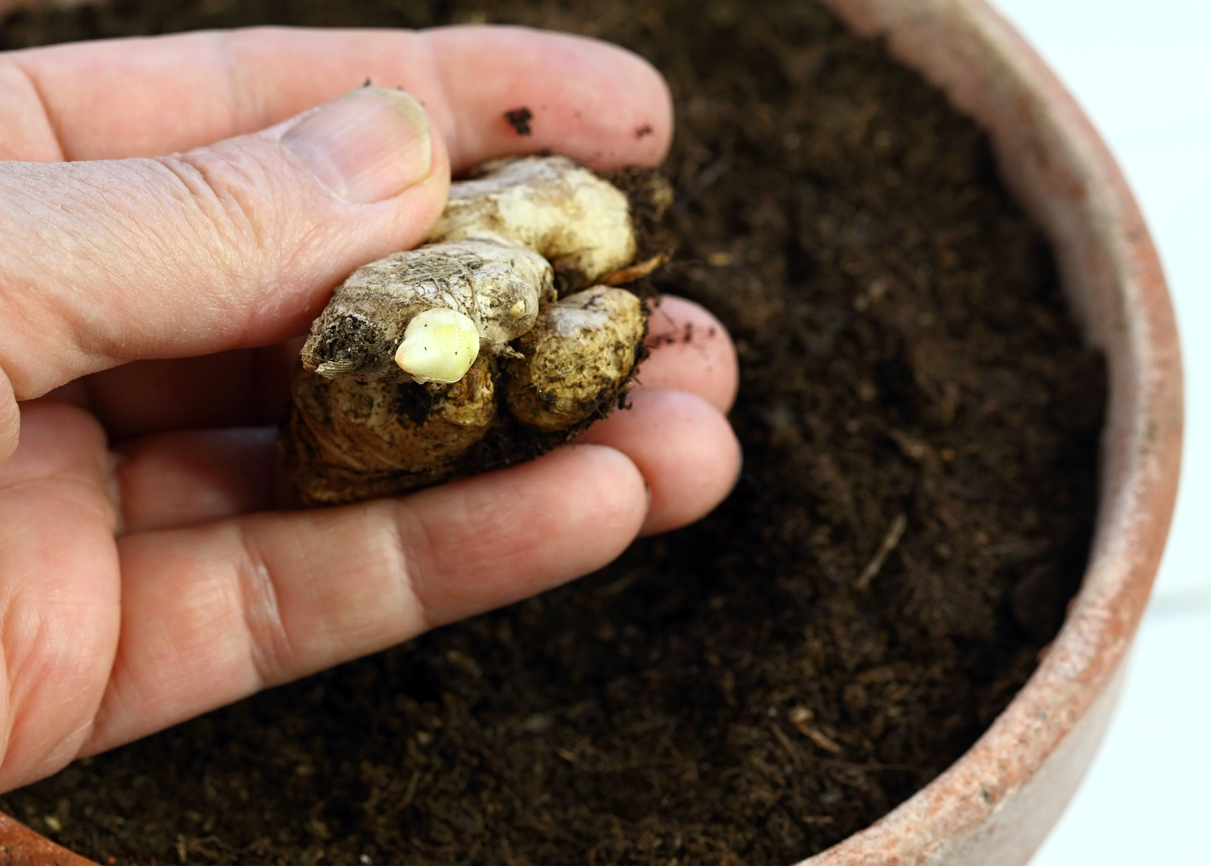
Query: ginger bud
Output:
[[394, 307, 481, 384]]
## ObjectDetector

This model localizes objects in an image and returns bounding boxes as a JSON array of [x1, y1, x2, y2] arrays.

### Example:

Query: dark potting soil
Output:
[[0, 1, 1105, 864]]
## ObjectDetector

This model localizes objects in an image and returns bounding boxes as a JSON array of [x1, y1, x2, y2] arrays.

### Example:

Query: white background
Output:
[[989, 2, 1211, 863]]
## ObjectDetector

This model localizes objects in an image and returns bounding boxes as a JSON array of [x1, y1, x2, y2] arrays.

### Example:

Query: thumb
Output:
[[0, 85, 449, 457]]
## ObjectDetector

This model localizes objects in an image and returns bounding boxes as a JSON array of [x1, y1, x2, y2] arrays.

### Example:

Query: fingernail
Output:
[[282, 87, 433, 204]]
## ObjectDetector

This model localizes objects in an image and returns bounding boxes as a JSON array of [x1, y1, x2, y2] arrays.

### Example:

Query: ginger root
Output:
[[504, 286, 646, 432], [283, 156, 670, 506]]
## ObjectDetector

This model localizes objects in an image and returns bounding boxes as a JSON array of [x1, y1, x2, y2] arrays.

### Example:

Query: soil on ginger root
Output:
[[0, 1, 1105, 864]]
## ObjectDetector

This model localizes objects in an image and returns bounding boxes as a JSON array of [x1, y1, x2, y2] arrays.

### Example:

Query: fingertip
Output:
[[636, 398, 740, 537], [427, 26, 674, 170], [277, 86, 435, 204], [402, 442, 648, 625], [578, 388, 741, 537], [548, 442, 650, 545], [562, 35, 674, 167], [639, 295, 740, 414]]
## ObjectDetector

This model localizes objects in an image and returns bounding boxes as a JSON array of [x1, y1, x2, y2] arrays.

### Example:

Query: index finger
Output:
[[0, 25, 673, 169]]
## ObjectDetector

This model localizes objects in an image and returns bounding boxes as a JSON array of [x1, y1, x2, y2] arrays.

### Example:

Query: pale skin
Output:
[[0, 27, 741, 793]]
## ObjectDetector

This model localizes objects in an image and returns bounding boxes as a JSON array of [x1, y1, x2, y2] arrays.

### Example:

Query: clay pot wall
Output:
[[803, 1, 1180, 863]]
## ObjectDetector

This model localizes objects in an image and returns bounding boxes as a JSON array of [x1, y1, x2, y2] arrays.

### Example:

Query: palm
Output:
[[0, 27, 739, 793]]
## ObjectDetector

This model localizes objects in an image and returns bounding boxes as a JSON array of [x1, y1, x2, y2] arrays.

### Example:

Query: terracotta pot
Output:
[[0, 0, 1181, 863], [800, 1, 1180, 863]]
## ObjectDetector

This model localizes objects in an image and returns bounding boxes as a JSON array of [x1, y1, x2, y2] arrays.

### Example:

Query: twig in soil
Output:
[[801, 724, 844, 754], [787, 706, 843, 754], [767, 721, 804, 770], [855, 512, 908, 590], [400, 768, 426, 808], [595, 566, 650, 597]]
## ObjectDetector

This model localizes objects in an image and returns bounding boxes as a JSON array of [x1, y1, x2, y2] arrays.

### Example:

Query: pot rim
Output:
[[806, 0, 1181, 863]]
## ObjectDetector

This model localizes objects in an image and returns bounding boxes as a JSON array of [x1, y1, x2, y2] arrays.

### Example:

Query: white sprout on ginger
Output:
[[394, 307, 481, 384]]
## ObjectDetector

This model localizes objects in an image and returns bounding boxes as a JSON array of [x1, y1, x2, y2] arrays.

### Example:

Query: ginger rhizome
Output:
[[283, 156, 669, 506]]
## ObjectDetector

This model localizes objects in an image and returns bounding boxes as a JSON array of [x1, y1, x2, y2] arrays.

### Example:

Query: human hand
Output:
[[0, 27, 740, 792]]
